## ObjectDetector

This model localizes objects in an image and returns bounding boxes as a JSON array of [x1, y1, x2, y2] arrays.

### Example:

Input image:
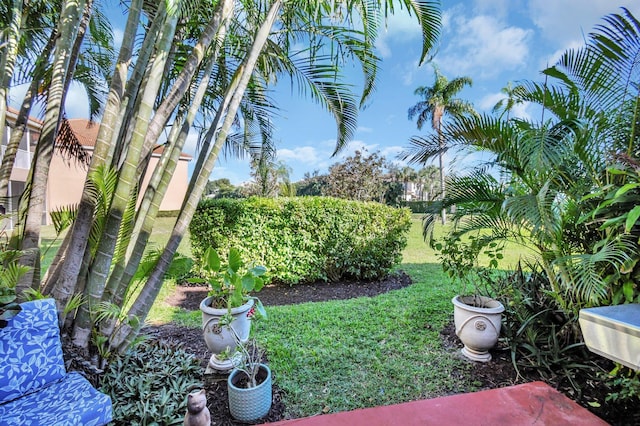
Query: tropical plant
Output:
[[190, 247, 267, 315], [5, 0, 441, 359], [230, 336, 267, 389], [418, 8, 640, 315], [101, 340, 202, 425], [412, 8, 640, 394], [404, 65, 476, 223]]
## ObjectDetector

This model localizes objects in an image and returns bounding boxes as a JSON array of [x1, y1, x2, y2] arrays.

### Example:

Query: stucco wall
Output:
[[46, 151, 190, 224]]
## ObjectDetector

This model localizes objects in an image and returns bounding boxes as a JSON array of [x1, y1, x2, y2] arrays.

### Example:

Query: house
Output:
[[1, 110, 191, 227]]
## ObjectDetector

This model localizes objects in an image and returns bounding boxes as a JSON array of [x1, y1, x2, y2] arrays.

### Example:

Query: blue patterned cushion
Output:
[[0, 299, 66, 404], [0, 371, 113, 425]]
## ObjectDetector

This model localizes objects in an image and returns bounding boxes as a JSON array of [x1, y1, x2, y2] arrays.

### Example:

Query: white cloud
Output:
[[528, 0, 640, 47], [542, 40, 583, 69], [183, 130, 200, 157], [472, 0, 511, 19], [277, 146, 320, 164], [113, 28, 124, 48], [479, 92, 504, 112], [479, 91, 532, 120], [439, 14, 532, 78], [376, 8, 423, 58]]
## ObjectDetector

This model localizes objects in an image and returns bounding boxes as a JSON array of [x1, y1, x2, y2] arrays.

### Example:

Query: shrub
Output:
[[490, 263, 600, 394], [189, 197, 412, 284], [102, 341, 202, 425]]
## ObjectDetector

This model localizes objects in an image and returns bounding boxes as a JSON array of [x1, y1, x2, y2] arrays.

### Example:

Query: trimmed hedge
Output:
[[189, 197, 412, 284]]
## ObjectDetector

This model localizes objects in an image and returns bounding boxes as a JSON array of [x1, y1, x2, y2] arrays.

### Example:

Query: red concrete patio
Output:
[[271, 381, 608, 425]]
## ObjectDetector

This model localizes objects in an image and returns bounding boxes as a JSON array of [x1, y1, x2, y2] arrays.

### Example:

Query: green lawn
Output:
[[41, 214, 528, 419], [150, 215, 526, 418]]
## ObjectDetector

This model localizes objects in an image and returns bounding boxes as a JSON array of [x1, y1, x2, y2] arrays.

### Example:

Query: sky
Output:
[[33, 0, 640, 185]]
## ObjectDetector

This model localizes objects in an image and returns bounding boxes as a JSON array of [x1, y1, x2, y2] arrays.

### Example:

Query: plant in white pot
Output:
[[436, 235, 505, 362], [227, 336, 272, 422], [190, 247, 267, 371]]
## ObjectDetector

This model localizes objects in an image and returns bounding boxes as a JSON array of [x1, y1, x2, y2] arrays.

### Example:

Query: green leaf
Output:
[[614, 183, 640, 198], [241, 274, 255, 292], [625, 205, 640, 233], [228, 248, 242, 273], [622, 281, 635, 303], [249, 265, 267, 276], [204, 248, 221, 272]]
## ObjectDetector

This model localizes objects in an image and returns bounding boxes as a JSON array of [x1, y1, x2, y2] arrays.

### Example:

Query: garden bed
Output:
[[144, 272, 637, 425]]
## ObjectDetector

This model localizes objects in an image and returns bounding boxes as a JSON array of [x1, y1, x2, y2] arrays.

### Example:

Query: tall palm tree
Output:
[[7, 0, 442, 354], [491, 81, 525, 120], [421, 8, 640, 313], [405, 65, 475, 224]]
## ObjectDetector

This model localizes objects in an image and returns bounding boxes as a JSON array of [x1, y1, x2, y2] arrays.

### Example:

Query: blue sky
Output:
[[52, 1, 640, 184]]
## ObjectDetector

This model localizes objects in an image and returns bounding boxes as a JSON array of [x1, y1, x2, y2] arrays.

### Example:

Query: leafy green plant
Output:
[[190, 197, 411, 284], [231, 336, 267, 389], [190, 247, 267, 314], [433, 232, 506, 306], [605, 365, 640, 403], [0, 213, 31, 327], [490, 262, 599, 393], [101, 341, 202, 426]]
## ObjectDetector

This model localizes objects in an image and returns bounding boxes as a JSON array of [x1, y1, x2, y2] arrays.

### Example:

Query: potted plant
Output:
[[227, 337, 272, 422], [437, 235, 505, 362], [191, 247, 267, 371]]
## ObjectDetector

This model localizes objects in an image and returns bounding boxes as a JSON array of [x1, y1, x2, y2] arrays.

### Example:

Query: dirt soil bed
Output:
[[144, 271, 636, 425]]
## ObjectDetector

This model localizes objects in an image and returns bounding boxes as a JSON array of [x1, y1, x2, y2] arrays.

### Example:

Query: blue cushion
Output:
[[0, 371, 113, 426], [0, 299, 66, 404]]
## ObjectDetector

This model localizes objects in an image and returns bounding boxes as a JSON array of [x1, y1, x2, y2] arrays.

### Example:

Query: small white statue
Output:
[[184, 389, 211, 426]]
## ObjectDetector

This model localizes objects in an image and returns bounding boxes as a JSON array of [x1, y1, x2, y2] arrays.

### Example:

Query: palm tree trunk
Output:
[[101, 47, 224, 330], [0, 31, 57, 201], [48, 0, 143, 304], [71, 6, 180, 347], [140, 0, 234, 162], [16, 0, 88, 302], [110, 0, 283, 351], [0, 0, 23, 154], [437, 121, 446, 224]]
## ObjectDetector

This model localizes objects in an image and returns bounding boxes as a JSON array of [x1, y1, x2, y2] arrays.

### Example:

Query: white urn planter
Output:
[[200, 297, 254, 371], [452, 295, 505, 362]]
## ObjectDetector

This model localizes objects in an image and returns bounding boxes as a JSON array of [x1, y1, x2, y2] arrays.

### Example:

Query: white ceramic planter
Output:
[[579, 304, 640, 370], [200, 297, 254, 371], [228, 363, 272, 422], [452, 295, 504, 362]]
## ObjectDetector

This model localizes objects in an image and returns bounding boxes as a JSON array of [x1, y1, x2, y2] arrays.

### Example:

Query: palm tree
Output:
[[405, 65, 476, 224], [6, 0, 442, 353], [399, 166, 417, 201], [491, 81, 525, 120], [421, 8, 640, 313]]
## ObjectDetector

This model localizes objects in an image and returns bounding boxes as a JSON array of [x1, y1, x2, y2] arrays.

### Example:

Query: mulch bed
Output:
[[143, 271, 637, 425]]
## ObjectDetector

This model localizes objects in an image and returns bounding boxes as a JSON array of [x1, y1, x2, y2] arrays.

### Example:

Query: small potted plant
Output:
[[436, 234, 505, 362], [190, 247, 267, 371], [227, 336, 272, 422]]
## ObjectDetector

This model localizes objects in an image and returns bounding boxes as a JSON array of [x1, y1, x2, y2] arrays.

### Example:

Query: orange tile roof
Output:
[[67, 118, 192, 160]]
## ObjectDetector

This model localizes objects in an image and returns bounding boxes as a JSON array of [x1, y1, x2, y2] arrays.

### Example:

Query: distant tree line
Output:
[[203, 150, 441, 206]]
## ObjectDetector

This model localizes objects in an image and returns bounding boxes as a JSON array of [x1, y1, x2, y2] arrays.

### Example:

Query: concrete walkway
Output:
[[271, 381, 608, 425]]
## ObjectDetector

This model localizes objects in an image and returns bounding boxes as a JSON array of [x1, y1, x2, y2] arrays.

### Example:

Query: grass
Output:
[[154, 215, 517, 418], [40, 213, 527, 419], [252, 217, 477, 417]]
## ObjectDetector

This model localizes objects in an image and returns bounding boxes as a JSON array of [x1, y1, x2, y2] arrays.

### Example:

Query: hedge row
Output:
[[189, 197, 412, 285]]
